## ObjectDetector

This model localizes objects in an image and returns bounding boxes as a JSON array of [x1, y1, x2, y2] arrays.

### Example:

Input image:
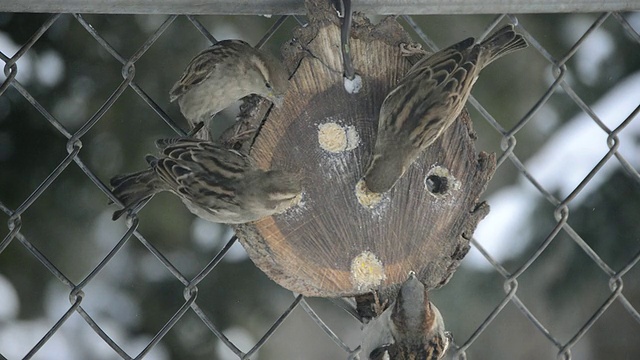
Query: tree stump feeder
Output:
[[228, 3, 496, 299]]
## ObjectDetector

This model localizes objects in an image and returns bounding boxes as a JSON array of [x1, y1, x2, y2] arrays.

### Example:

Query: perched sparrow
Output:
[[109, 138, 301, 223], [169, 39, 290, 136], [360, 273, 452, 360], [364, 25, 528, 193]]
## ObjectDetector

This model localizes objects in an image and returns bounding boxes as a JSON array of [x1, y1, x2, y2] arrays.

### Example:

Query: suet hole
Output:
[[425, 175, 448, 194], [424, 166, 460, 198], [318, 122, 360, 153], [350, 251, 386, 291], [355, 179, 383, 208]]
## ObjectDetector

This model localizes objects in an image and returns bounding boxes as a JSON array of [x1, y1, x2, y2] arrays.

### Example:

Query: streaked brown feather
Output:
[[365, 25, 528, 193], [169, 40, 253, 102], [150, 139, 248, 204]]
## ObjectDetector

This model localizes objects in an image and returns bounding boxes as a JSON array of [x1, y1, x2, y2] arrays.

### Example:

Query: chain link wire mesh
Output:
[[0, 9, 639, 360]]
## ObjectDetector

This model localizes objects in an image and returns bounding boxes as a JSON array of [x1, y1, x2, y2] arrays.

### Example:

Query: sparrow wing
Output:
[[378, 37, 478, 150], [152, 138, 248, 208]]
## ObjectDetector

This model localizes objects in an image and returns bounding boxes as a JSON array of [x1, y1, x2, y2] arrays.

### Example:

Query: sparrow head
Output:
[[239, 169, 302, 217], [363, 153, 408, 194], [361, 273, 452, 360], [247, 50, 289, 108]]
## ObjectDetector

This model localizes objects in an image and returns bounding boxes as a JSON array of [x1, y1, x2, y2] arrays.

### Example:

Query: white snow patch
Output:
[[465, 71, 640, 269]]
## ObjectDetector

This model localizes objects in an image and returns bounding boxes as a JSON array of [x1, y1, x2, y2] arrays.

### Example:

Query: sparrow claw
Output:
[[372, 290, 389, 316], [400, 42, 427, 57]]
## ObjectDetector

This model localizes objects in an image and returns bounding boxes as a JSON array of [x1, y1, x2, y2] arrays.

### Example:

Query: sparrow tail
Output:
[[480, 25, 529, 65]]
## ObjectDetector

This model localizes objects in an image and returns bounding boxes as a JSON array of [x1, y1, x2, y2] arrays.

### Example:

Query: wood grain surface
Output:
[[228, 4, 496, 298]]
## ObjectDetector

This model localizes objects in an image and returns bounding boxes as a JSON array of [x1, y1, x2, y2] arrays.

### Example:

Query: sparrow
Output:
[[364, 24, 528, 193], [169, 39, 290, 137], [109, 138, 301, 223], [360, 273, 452, 360]]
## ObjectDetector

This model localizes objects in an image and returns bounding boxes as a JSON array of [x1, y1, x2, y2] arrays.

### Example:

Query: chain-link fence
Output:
[[1, 6, 639, 360]]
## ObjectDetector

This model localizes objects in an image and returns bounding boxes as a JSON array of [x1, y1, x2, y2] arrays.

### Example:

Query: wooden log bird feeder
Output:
[[224, 1, 496, 300]]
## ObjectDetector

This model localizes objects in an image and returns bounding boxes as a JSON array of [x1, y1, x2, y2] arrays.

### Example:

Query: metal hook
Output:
[[337, 0, 355, 80]]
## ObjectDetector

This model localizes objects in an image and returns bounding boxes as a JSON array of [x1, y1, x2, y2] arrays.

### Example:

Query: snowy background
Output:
[[1, 11, 639, 360]]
